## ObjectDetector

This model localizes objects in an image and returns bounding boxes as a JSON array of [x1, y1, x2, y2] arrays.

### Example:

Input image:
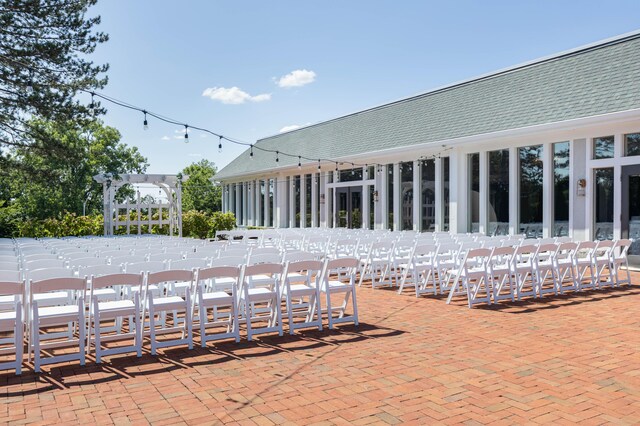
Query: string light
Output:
[[184, 125, 189, 143], [143, 110, 148, 130], [298, 156, 302, 170], [79, 90, 392, 175]]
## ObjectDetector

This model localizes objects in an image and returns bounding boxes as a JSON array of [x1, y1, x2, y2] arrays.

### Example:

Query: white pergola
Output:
[[93, 173, 188, 237]]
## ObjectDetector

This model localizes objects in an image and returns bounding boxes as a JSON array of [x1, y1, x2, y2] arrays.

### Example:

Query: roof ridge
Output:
[[257, 29, 640, 142]]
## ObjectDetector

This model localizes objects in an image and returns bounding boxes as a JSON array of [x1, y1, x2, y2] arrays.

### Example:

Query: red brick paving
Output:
[[1, 273, 640, 425]]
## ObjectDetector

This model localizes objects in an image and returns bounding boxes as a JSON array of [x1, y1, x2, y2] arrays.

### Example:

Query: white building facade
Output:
[[215, 32, 640, 266]]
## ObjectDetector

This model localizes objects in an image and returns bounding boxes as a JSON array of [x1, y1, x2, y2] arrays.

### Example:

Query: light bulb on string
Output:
[[249, 144, 254, 159], [298, 156, 302, 170], [143, 110, 148, 130], [276, 151, 279, 163], [89, 92, 95, 113], [184, 125, 189, 143], [218, 136, 223, 153], [317, 159, 321, 171]]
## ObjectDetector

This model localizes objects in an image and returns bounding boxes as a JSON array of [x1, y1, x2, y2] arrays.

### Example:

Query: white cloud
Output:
[[202, 86, 271, 104], [279, 124, 301, 133], [276, 69, 316, 88], [161, 136, 170, 141], [279, 123, 311, 133]]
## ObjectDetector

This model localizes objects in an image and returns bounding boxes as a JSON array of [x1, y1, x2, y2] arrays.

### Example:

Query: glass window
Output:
[[421, 159, 435, 232], [369, 185, 375, 229], [593, 136, 614, 159], [339, 168, 363, 182], [387, 164, 394, 230], [238, 183, 244, 224], [315, 173, 320, 227], [488, 150, 509, 236], [268, 179, 274, 227], [553, 142, 570, 237], [443, 157, 450, 231], [368, 166, 376, 180], [468, 153, 480, 232], [401, 162, 413, 230], [594, 168, 614, 240], [625, 133, 640, 157], [305, 174, 312, 227], [519, 145, 543, 238], [295, 176, 301, 227]]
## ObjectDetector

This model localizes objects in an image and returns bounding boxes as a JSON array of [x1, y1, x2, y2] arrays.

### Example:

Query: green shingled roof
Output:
[[216, 33, 640, 180]]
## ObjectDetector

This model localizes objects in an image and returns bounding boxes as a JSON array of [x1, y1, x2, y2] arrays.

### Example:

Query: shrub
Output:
[[210, 211, 236, 237], [182, 210, 211, 239]]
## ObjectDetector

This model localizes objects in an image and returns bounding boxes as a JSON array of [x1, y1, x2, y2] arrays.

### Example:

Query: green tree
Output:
[[0, 0, 108, 174], [2, 119, 147, 227], [181, 159, 221, 214]]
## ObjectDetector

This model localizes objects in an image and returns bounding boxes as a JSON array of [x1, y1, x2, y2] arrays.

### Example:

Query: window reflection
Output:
[[625, 133, 640, 157], [468, 153, 480, 232], [519, 145, 543, 238], [401, 162, 413, 230], [295, 176, 301, 227], [305, 174, 312, 227], [553, 142, 570, 236], [443, 157, 450, 231], [488, 150, 509, 236], [387, 164, 394, 230], [421, 159, 435, 232], [593, 136, 614, 159], [594, 168, 614, 240]]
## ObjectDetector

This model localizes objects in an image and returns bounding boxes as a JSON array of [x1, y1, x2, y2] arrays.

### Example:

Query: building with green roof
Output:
[[216, 31, 640, 265]]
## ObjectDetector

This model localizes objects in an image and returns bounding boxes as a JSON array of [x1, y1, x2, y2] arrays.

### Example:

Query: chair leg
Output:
[[15, 309, 22, 376], [149, 303, 157, 356]]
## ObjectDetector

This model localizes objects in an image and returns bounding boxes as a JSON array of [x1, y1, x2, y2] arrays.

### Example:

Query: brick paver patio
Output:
[[2, 273, 639, 425]]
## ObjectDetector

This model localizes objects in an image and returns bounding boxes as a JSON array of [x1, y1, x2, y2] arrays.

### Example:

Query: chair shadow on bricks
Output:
[[472, 285, 640, 314]]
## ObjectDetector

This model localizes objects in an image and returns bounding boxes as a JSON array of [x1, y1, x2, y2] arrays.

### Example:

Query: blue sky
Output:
[[89, 1, 640, 175]]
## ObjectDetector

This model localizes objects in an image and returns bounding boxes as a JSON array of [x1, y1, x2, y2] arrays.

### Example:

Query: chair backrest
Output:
[[0, 255, 19, 263], [285, 260, 323, 275], [147, 269, 194, 286], [30, 276, 86, 296], [62, 251, 93, 261], [148, 252, 185, 262], [282, 251, 318, 263], [124, 261, 166, 274], [612, 239, 632, 259], [221, 248, 251, 258], [244, 263, 283, 278], [22, 253, 58, 262], [91, 273, 143, 290], [324, 257, 359, 271], [489, 246, 515, 265], [209, 256, 245, 268], [79, 263, 124, 278], [27, 267, 74, 282], [169, 258, 209, 271], [250, 247, 281, 257], [197, 265, 242, 282], [0, 261, 20, 271], [24, 258, 65, 271], [69, 257, 108, 269], [0, 269, 22, 284], [247, 253, 282, 265], [110, 255, 148, 265]]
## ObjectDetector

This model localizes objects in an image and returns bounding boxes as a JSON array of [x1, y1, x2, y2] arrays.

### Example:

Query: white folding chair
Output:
[[397, 243, 439, 297], [447, 248, 492, 308], [143, 270, 194, 355], [319, 258, 359, 329], [610, 239, 632, 286], [0, 274, 24, 375], [194, 266, 241, 347], [89, 273, 143, 363], [573, 241, 597, 290], [281, 260, 323, 334], [434, 242, 462, 294], [593, 240, 614, 288], [357, 241, 395, 288], [534, 243, 559, 297], [554, 242, 578, 294], [512, 245, 538, 300], [240, 263, 283, 341], [487, 246, 516, 303], [29, 277, 86, 372]]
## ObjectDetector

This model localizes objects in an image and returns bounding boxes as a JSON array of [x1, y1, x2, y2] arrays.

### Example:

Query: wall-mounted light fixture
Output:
[[577, 178, 587, 196]]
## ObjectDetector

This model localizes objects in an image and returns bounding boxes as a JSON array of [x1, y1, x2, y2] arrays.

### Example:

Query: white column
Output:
[[242, 182, 248, 227], [311, 173, 318, 228], [235, 183, 241, 226], [393, 163, 401, 231], [320, 172, 329, 228], [275, 176, 285, 228], [479, 151, 488, 235], [380, 165, 388, 230], [413, 160, 421, 231], [449, 150, 465, 233], [300, 174, 307, 228], [509, 147, 519, 236], [362, 167, 370, 230], [542, 143, 553, 238], [435, 159, 443, 232], [254, 180, 260, 227], [332, 172, 338, 228], [570, 139, 586, 241]]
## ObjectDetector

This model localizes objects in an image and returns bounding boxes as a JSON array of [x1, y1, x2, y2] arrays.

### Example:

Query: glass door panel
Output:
[[622, 165, 640, 267]]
